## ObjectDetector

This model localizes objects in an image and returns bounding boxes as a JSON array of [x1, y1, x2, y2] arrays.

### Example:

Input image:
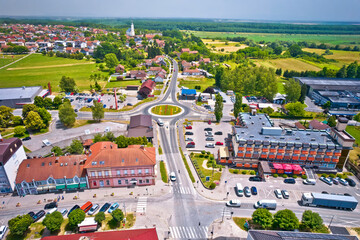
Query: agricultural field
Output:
[[186, 30, 360, 46], [0, 54, 27, 67], [202, 39, 247, 53], [303, 48, 360, 65], [178, 76, 215, 91], [253, 58, 322, 72], [0, 54, 104, 92]]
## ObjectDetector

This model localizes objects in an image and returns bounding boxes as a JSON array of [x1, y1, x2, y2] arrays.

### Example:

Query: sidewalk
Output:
[[208, 217, 248, 240]]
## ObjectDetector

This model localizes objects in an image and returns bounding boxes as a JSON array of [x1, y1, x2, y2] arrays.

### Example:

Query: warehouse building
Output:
[[0, 86, 49, 108], [295, 77, 360, 113]]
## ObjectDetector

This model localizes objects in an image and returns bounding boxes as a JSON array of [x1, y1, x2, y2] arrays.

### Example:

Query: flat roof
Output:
[[236, 113, 339, 148], [0, 86, 42, 100], [295, 77, 360, 92], [328, 97, 360, 104]]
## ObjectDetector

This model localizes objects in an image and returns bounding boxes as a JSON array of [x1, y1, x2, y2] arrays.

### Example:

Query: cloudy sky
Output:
[[0, 0, 359, 22]]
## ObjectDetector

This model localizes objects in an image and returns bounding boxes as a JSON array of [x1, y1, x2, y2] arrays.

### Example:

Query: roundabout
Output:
[[149, 104, 184, 117]]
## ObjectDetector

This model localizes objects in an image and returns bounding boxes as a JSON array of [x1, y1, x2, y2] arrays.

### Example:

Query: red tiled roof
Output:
[[183, 68, 200, 73], [295, 122, 306, 130], [41, 228, 158, 240], [140, 80, 156, 90], [309, 119, 330, 130]]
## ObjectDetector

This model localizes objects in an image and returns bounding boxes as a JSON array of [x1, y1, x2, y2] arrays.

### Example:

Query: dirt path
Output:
[[0, 53, 33, 70], [6, 62, 94, 70]]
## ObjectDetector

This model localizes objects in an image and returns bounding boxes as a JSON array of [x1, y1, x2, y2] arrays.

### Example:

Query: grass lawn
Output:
[[0, 54, 27, 67], [190, 153, 222, 188], [179, 76, 215, 91], [349, 147, 360, 163], [153, 89, 161, 95], [101, 213, 135, 230], [233, 217, 251, 231], [151, 105, 182, 115], [26, 222, 45, 239], [160, 160, 168, 183], [202, 39, 247, 53], [277, 77, 287, 94], [303, 48, 360, 65], [0, 54, 105, 92], [254, 58, 322, 72], [346, 126, 360, 145], [119, 97, 156, 112], [186, 30, 360, 46], [105, 79, 142, 88], [72, 120, 97, 128]]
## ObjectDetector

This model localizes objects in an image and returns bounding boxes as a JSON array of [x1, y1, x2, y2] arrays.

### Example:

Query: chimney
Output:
[[336, 117, 348, 132]]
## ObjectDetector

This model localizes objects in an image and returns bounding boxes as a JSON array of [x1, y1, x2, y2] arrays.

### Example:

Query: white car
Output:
[[205, 143, 215, 148], [185, 138, 193, 141], [88, 204, 99, 215], [0, 225, 8, 240], [170, 172, 176, 181], [303, 179, 316, 185], [226, 199, 241, 207], [205, 131, 213, 137], [274, 189, 282, 199]]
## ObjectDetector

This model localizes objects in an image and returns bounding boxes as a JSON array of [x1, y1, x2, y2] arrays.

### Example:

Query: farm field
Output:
[[303, 48, 360, 65], [0, 54, 27, 67], [178, 76, 215, 91], [253, 58, 322, 72], [186, 30, 360, 46], [0, 54, 104, 92], [202, 39, 247, 53]]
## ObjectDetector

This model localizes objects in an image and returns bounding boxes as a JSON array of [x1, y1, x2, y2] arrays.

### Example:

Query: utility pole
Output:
[[328, 215, 335, 228]]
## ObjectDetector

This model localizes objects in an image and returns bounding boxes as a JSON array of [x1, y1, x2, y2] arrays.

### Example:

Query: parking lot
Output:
[[183, 121, 233, 155]]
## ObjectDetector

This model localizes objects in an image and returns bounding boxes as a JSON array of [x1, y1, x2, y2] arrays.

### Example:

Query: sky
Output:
[[0, 0, 359, 22]]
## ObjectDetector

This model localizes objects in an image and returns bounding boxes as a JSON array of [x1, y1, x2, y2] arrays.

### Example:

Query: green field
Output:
[[346, 126, 360, 145], [202, 39, 247, 53], [0, 54, 27, 67], [254, 58, 322, 72], [186, 30, 360, 46], [179, 77, 215, 91], [151, 105, 182, 115], [0, 54, 104, 92], [105, 79, 142, 88], [303, 48, 360, 65]]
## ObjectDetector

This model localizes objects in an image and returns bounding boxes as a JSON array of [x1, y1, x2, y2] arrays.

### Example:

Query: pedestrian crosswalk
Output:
[[169, 226, 208, 239], [222, 208, 232, 218], [136, 197, 147, 213], [170, 186, 195, 195]]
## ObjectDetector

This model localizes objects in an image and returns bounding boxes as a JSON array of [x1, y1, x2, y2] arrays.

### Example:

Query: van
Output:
[[254, 200, 277, 210], [303, 179, 316, 185], [47, 208, 58, 215], [236, 183, 244, 197], [80, 201, 93, 213], [157, 118, 164, 126]]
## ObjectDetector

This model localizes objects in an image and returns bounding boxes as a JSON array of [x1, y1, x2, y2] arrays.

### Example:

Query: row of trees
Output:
[[42, 50, 89, 60], [34, 96, 64, 109], [22, 104, 51, 131], [2, 45, 29, 54]]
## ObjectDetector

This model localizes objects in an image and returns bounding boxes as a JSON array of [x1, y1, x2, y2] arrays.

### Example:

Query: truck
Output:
[[254, 199, 277, 210], [301, 192, 358, 211]]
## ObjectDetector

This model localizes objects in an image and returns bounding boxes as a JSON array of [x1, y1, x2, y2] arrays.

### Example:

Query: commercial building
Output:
[[295, 77, 360, 113], [226, 112, 355, 171], [247, 230, 358, 240], [127, 114, 154, 142], [0, 137, 26, 194], [0, 86, 49, 108]]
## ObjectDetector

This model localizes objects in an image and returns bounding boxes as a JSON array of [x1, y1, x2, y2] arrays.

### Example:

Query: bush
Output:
[[242, 170, 247, 175], [329, 174, 335, 178], [321, 173, 328, 178], [292, 175, 298, 179], [209, 182, 216, 189], [210, 156, 214, 160], [199, 154, 204, 158], [14, 126, 26, 136], [273, 174, 278, 178], [301, 175, 307, 179], [201, 150, 206, 154], [233, 169, 239, 174], [219, 166, 222, 172], [207, 151, 211, 155], [282, 174, 288, 178], [250, 170, 256, 175], [204, 155, 209, 158], [95, 212, 105, 225]]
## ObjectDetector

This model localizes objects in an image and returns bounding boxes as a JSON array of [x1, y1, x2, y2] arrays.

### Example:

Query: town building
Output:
[[247, 230, 358, 240], [225, 112, 355, 172], [138, 80, 156, 98], [15, 155, 88, 196], [84, 142, 156, 189], [181, 89, 197, 100], [309, 119, 330, 131], [126, 22, 135, 37], [0, 86, 49, 108], [127, 114, 154, 142], [183, 68, 201, 76], [0, 137, 26, 194]]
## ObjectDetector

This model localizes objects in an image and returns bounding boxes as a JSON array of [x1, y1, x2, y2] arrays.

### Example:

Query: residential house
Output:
[[189, 50, 198, 54], [15, 155, 88, 196], [181, 48, 190, 53], [154, 71, 166, 83], [181, 60, 192, 70], [128, 70, 147, 80], [85, 142, 156, 188], [0, 137, 26, 194], [115, 64, 125, 73], [309, 119, 331, 131], [138, 80, 156, 98], [183, 68, 201, 76], [153, 55, 167, 66], [148, 67, 163, 75], [127, 114, 154, 142], [155, 39, 165, 48], [199, 57, 211, 64]]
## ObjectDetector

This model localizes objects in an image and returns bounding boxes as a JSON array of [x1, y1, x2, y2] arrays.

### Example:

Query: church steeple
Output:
[[130, 21, 135, 37]]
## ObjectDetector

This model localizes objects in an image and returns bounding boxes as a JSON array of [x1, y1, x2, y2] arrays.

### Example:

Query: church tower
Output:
[[130, 21, 135, 37]]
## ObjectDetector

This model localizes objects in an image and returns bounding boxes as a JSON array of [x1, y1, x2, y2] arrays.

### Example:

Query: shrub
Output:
[[329, 174, 335, 178], [273, 174, 278, 178], [282, 174, 288, 178], [250, 170, 256, 175], [209, 182, 216, 189], [233, 169, 239, 174], [219, 166, 222, 172], [210, 156, 214, 160], [199, 154, 204, 158], [292, 175, 298, 179], [204, 155, 209, 158], [201, 150, 206, 154], [321, 173, 328, 178], [14, 126, 26, 136], [207, 151, 211, 155], [242, 170, 247, 175], [301, 175, 307, 179]]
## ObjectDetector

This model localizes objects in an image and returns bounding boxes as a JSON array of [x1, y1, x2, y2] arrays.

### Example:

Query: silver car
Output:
[[274, 189, 282, 199], [226, 199, 241, 207], [88, 204, 99, 215]]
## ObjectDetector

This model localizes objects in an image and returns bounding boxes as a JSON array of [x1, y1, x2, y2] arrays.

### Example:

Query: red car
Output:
[[189, 142, 195, 145], [215, 142, 224, 146], [185, 126, 192, 129]]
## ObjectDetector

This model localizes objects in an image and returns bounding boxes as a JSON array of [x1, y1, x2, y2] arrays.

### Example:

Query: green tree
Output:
[[53, 96, 63, 108], [129, 39, 136, 47], [336, 65, 347, 78], [111, 209, 124, 223], [22, 104, 37, 119], [34, 96, 45, 108], [51, 146, 63, 156], [12, 116, 23, 126], [104, 53, 119, 69], [284, 79, 301, 103], [43, 211, 64, 232], [59, 76, 76, 92], [327, 115, 336, 127], [0, 105, 14, 128], [299, 84, 307, 103], [38, 107, 52, 127], [301, 210, 323, 231], [288, 44, 303, 57], [43, 98, 53, 109], [14, 126, 26, 136], [273, 46, 282, 55], [354, 113, 360, 122], [92, 101, 104, 122], [273, 209, 299, 230], [323, 101, 331, 110], [346, 62, 358, 78], [24, 111, 45, 130], [214, 93, 223, 122], [285, 102, 305, 117], [68, 209, 85, 229], [252, 208, 273, 229], [215, 67, 224, 88], [233, 93, 242, 119], [58, 102, 77, 127], [8, 214, 33, 236], [94, 212, 105, 225], [68, 139, 83, 154]]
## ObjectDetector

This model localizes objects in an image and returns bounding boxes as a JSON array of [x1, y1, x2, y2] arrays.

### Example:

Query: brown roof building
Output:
[[309, 119, 330, 131], [128, 114, 154, 141], [138, 80, 156, 98]]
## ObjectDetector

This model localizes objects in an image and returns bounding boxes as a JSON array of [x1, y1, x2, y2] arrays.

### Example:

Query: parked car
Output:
[[127, 103, 133, 106], [27, 211, 35, 218], [99, 203, 110, 213], [344, 193, 352, 196], [22, 136, 31, 141], [88, 204, 99, 215], [185, 132, 194, 135], [205, 131, 213, 137], [274, 189, 282, 199], [108, 202, 119, 213], [44, 202, 57, 210], [214, 131, 223, 135], [284, 178, 296, 184], [303, 179, 316, 185], [337, 178, 349, 186], [244, 187, 251, 197], [206, 137, 214, 141], [60, 209, 68, 216], [251, 186, 258, 195], [322, 191, 329, 194], [0, 225, 8, 240], [186, 143, 195, 148], [281, 190, 290, 199], [319, 176, 333, 185], [204, 128, 212, 131], [330, 177, 339, 185], [205, 143, 215, 148], [67, 205, 80, 217], [170, 172, 176, 181], [249, 176, 262, 182], [345, 178, 356, 187], [226, 199, 241, 207], [33, 210, 46, 222], [215, 142, 224, 145], [185, 138, 193, 141]]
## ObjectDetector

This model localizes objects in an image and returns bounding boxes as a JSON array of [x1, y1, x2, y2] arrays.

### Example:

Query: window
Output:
[[118, 180, 121, 185], [100, 161, 105, 165], [106, 180, 110, 185], [131, 170, 135, 175], [105, 171, 109, 176], [139, 180, 142, 184], [98, 171, 102, 177], [91, 172, 96, 177], [124, 170, 128, 175], [125, 179, 129, 184], [92, 161, 97, 166], [138, 169, 142, 174], [27, 164, 30, 168], [99, 180, 104, 187], [41, 162, 45, 166], [146, 179, 149, 183], [93, 181, 97, 186], [145, 169, 149, 174], [117, 170, 120, 176], [49, 162, 52, 166]]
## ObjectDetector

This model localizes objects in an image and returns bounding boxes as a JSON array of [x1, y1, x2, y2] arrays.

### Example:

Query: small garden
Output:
[[190, 151, 222, 189], [151, 105, 182, 115], [229, 169, 257, 175], [160, 160, 168, 183], [317, 172, 353, 179], [272, 173, 307, 179]]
